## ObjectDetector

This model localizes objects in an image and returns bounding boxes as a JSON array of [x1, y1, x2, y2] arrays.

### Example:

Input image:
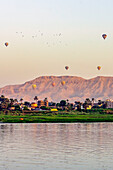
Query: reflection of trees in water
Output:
[[9, 124, 13, 133], [0, 124, 8, 130], [23, 123, 113, 151], [0, 124, 14, 143], [0, 125, 8, 142], [1, 123, 113, 153]]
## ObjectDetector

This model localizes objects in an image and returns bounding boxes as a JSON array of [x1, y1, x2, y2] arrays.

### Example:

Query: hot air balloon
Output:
[[61, 81, 65, 86], [97, 66, 101, 70], [52, 82, 55, 87], [102, 34, 107, 40], [5, 42, 9, 47], [65, 66, 69, 70], [32, 84, 37, 89]]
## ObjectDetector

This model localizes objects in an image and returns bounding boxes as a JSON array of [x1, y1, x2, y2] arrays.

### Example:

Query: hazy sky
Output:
[[0, 0, 113, 87]]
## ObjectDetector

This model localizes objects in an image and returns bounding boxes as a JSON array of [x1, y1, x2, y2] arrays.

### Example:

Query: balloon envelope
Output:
[[52, 82, 55, 87], [5, 42, 9, 47], [32, 84, 37, 89], [65, 66, 69, 70], [61, 81, 65, 86], [102, 34, 107, 39], [97, 66, 101, 70]]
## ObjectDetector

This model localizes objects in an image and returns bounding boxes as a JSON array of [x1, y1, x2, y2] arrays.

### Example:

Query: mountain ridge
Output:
[[0, 76, 113, 102]]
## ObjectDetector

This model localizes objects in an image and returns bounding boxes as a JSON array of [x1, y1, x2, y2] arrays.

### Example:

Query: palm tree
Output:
[[34, 96, 38, 103], [10, 98, 14, 106], [14, 99, 18, 104], [20, 98, 23, 104], [44, 98, 48, 107], [92, 98, 95, 106], [0, 95, 5, 102], [1, 95, 5, 98], [85, 98, 91, 105], [44, 97, 48, 102], [66, 99, 69, 106]]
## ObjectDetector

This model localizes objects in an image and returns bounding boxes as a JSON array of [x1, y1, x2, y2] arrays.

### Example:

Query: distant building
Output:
[[38, 100, 45, 107], [44, 100, 48, 107], [51, 108, 58, 112], [92, 103, 100, 108], [74, 101, 83, 110], [86, 105, 92, 110], [106, 99, 113, 108], [38, 100, 48, 107], [31, 102, 38, 109], [49, 102, 56, 107], [92, 101, 106, 109], [9, 107, 15, 111], [44, 98, 48, 107]]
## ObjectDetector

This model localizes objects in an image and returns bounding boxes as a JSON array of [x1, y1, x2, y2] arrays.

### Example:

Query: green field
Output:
[[0, 110, 113, 123]]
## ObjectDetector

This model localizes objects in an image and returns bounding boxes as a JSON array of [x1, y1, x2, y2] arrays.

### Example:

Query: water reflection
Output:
[[0, 123, 113, 170]]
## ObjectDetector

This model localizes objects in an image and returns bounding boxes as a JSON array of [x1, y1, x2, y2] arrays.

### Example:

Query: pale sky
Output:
[[0, 0, 113, 87]]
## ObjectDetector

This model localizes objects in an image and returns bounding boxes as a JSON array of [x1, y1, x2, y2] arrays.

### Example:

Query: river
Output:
[[0, 123, 113, 170]]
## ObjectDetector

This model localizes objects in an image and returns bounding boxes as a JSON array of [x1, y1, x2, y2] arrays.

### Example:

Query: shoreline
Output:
[[1, 113, 113, 123]]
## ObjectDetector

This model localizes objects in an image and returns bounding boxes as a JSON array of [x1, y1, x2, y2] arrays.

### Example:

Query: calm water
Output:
[[0, 123, 113, 170]]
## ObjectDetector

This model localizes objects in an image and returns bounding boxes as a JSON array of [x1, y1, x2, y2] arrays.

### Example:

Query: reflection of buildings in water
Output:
[[28, 123, 58, 147], [24, 123, 77, 150], [28, 123, 110, 150], [57, 124, 70, 147], [1, 122, 113, 161], [57, 124, 85, 149], [2, 123, 113, 153]]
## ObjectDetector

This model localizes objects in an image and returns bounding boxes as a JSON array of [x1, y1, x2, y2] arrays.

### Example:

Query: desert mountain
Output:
[[0, 76, 113, 102]]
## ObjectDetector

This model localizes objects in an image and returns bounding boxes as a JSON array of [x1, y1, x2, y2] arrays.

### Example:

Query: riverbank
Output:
[[1, 112, 113, 123]]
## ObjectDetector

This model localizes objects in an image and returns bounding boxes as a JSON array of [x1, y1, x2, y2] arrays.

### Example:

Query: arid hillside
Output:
[[0, 76, 113, 102]]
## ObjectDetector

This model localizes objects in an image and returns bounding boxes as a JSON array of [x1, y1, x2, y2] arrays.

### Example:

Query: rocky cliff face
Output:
[[0, 76, 113, 102]]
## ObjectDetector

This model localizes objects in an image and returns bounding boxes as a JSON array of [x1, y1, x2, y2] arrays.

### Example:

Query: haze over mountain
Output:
[[0, 76, 113, 102]]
